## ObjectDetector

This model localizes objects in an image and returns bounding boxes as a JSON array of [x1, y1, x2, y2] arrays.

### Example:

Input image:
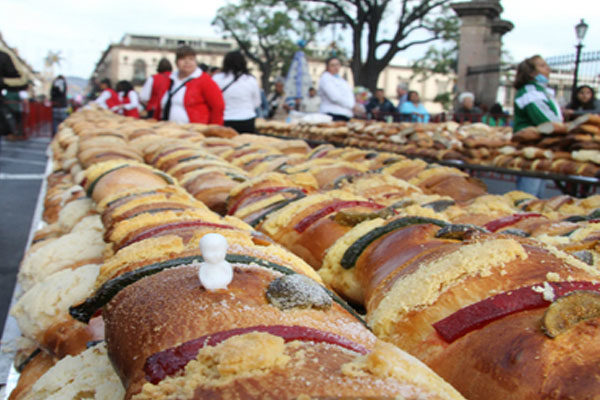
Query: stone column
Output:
[[451, 0, 513, 108]]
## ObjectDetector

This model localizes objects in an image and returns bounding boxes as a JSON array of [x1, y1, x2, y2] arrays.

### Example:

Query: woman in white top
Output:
[[212, 50, 261, 133], [318, 56, 355, 121], [114, 80, 140, 118]]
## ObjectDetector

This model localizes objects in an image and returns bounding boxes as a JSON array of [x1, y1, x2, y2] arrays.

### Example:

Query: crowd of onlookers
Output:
[[3, 44, 600, 200], [83, 47, 600, 136], [80, 50, 519, 131], [3, 44, 600, 143]]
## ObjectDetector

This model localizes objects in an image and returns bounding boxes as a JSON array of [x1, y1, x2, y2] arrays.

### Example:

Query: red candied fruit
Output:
[[144, 325, 368, 384], [294, 200, 385, 233], [433, 281, 600, 343]]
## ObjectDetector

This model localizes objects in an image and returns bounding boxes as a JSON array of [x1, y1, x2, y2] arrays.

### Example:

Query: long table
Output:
[[258, 132, 600, 198]]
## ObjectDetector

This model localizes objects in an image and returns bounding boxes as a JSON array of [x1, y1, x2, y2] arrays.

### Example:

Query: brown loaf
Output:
[[182, 170, 240, 214], [356, 223, 459, 308], [166, 159, 232, 180], [569, 113, 600, 130], [91, 166, 169, 203], [132, 335, 464, 400], [78, 147, 143, 169], [254, 192, 370, 261], [311, 163, 367, 188], [578, 123, 600, 136], [103, 265, 376, 397], [8, 351, 56, 400], [40, 319, 97, 359], [102, 201, 195, 229], [202, 125, 238, 138], [276, 201, 382, 270], [363, 234, 600, 399], [512, 126, 541, 142], [153, 149, 202, 172], [426, 308, 600, 400], [367, 236, 595, 350], [225, 173, 313, 215], [413, 170, 487, 203], [537, 121, 568, 135], [382, 159, 428, 181]]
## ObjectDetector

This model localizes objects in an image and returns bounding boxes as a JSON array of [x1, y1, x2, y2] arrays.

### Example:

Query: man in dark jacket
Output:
[[365, 88, 396, 119], [50, 75, 68, 135]]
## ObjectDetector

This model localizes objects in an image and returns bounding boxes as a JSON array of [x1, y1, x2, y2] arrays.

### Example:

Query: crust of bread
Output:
[[133, 335, 464, 400], [368, 238, 600, 358], [425, 309, 600, 400], [91, 166, 169, 203], [104, 265, 375, 396]]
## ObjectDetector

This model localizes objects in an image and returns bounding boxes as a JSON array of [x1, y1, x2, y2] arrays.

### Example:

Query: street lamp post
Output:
[[572, 19, 589, 101]]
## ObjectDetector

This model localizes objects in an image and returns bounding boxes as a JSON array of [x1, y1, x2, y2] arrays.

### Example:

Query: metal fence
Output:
[[467, 50, 600, 113], [546, 50, 600, 104]]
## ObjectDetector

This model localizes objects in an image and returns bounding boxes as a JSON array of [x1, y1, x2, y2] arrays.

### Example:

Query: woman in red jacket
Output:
[[160, 45, 224, 125], [93, 78, 120, 110], [115, 80, 140, 118], [139, 58, 172, 119]]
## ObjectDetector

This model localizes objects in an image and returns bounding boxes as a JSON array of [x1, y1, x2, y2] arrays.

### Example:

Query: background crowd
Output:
[[2, 45, 600, 143]]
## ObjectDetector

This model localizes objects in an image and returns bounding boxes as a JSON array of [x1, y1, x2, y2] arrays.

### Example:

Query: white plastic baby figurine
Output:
[[198, 233, 233, 290]]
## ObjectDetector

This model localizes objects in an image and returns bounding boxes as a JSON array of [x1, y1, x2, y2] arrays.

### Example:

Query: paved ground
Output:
[[0, 137, 49, 334]]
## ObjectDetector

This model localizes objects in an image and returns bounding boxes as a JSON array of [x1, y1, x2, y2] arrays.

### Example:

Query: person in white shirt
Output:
[[93, 79, 120, 110], [212, 50, 261, 133], [318, 56, 355, 121], [301, 87, 321, 113], [114, 80, 140, 118]]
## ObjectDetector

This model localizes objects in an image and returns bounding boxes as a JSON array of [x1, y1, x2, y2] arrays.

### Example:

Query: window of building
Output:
[[131, 35, 160, 46], [132, 59, 147, 85], [205, 41, 232, 50]]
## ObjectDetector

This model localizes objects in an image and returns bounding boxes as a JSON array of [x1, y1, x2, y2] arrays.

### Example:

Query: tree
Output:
[[212, 0, 317, 95], [298, 0, 454, 92], [411, 8, 459, 80], [411, 13, 515, 111], [411, 8, 459, 110]]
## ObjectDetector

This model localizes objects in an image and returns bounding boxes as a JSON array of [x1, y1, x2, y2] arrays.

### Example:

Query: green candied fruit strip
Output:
[[340, 216, 448, 270], [69, 253, 368, 328], [86, 164, 129, 197]]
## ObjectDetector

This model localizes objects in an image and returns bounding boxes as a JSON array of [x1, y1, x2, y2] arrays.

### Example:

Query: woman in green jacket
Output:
[[513, 55, 562, 197]]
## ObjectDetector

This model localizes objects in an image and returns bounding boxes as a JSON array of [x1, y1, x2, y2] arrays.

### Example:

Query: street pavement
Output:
[[0, 137, 49, 334]]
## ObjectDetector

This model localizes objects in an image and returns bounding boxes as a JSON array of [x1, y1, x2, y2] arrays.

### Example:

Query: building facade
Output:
[[93, 33, 454, 113], [0, 32, 42, 97]]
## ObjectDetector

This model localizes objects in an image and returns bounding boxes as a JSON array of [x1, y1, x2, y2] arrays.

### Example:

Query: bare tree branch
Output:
[[300, 0, 453, 90], [396, 35, 441, 51]]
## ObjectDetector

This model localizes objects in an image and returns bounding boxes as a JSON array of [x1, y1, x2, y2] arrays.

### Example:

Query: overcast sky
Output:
[[2, 0, 599, 79]]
